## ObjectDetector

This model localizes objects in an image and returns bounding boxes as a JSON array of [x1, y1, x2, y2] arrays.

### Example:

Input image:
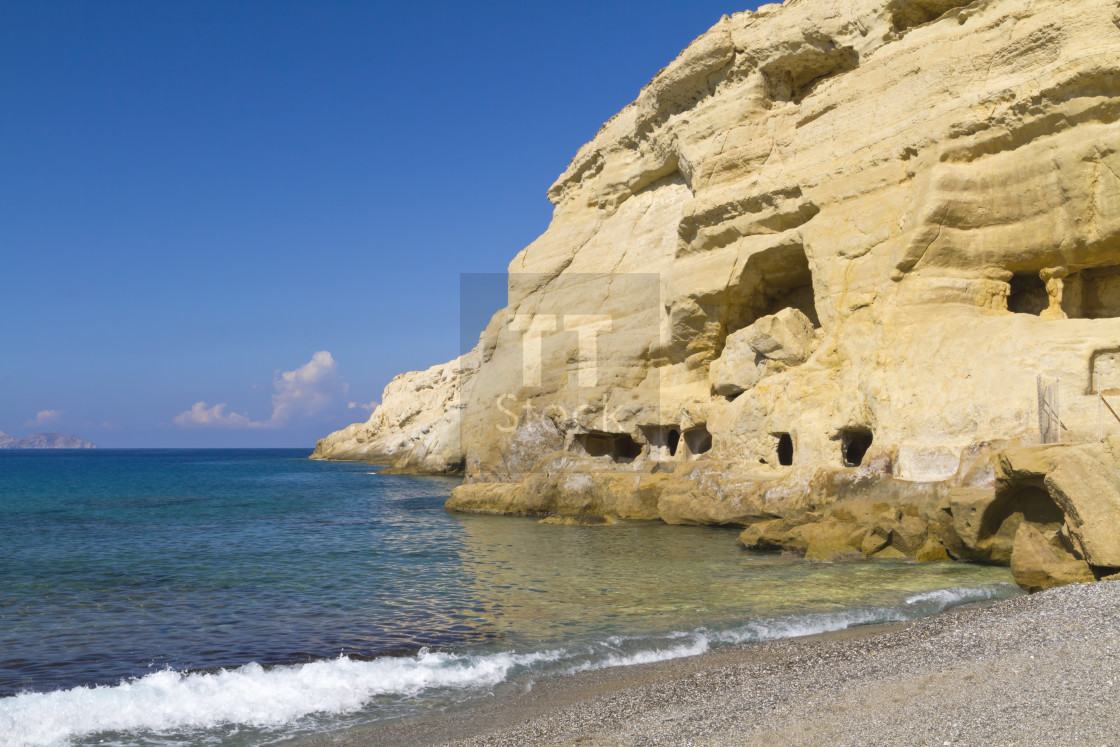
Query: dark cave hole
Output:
[[776, 433, 794, 466], [684, 426, 712, 457], [576, 432, 643, 463], [1007, 273, 1048, 315], [841, 428, 873, 468]]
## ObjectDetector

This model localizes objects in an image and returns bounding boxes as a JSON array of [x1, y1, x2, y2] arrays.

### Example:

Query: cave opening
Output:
[[979, 486, 1065, 540], [776, 433, 794, 466], [1065, 265, 1120, 319], [722, 242, 820, 346], [841, 428, 873, 467], [575, 431, 643, 464], [760, 46, 859, 105], [1007, 272, 1048, 315], [639, 425, 683, 461], [888, 0, 973, 34], [684, 425, 712, 457]]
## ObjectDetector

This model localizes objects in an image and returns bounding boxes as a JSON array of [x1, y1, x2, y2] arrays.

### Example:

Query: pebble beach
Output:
[[325, 581, 1120, 746]]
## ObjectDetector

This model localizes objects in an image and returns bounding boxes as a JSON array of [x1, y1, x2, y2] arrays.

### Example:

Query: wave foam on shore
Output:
[[0, 583, 1015, 746]]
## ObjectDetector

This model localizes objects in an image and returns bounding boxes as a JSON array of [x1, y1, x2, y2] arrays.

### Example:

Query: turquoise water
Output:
[[0, 450, 1020, 746]]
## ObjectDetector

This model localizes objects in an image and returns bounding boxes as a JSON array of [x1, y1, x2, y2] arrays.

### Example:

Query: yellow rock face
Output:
[[310, 353, 478, 474], [318, 0, 1120, 575]]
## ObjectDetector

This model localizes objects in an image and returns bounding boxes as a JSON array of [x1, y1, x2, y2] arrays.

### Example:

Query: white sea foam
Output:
[[714, 606, 910, 645], [566, 606, 914, 676], [565, 637, 713, 674], [905, 583, 1012, 607], [566, 584, 1013, 677], [0, 584, 1014, 747], [0, 648, 561, 747]]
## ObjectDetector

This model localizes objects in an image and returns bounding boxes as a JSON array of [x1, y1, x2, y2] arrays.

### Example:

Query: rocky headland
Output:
[[0, 431, 97, 449], [315, 0, 1120, 592]]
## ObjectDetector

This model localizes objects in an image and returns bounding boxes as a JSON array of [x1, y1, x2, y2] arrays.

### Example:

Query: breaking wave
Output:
[[905, 583, 1015, 607], [0, 649, 562, 746], [0, 583, 1014, 747]]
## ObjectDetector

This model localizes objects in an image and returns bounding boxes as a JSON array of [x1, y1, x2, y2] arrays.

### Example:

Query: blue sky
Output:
[[0, 0, 756, 448]]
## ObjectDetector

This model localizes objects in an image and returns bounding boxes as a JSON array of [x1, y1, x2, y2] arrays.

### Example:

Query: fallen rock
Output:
[[709, 329, 762, 396], [1010, 523, 1095, 593], [913, 538, 951, 562], [860, 526, 890, 555], [738, 518, 800, 551], [1045, 442, 1120, 568], [743, 308, 817, 366], [795, 521, 863, 561], [890, 516, 928, 556], [948, 487, 998, 553]]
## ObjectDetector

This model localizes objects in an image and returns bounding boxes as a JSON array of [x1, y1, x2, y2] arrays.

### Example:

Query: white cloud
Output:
[[269, 351, 348, 425], [173, 402, 258, 428], [26, 409, 63, 427], [174, 351, 349, 429], [348, 400, 379, 412]]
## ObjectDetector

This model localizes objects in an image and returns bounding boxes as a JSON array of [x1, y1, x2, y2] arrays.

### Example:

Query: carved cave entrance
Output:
[[1007, 273, 1049, 315], [1006, 265, 1120, 319], [575, 431, 643, 464], [1062, 265, 1120, 319], [776, 433, 794, 466], [841, 428, 873, 467], [684, 425, 712, 458], [719, 242, 820, 352], [641, 425, 682, 461]]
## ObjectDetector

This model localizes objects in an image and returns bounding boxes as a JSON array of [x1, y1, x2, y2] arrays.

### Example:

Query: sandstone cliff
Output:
[[311, 349, 481, 474], [318, 0, 1120, 588]]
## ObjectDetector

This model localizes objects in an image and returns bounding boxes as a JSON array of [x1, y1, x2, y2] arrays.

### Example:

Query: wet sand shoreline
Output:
[[300, 582, 1120, 746]]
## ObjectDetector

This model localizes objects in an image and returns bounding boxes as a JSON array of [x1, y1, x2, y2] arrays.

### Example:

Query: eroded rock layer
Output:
[[318, 0, 1120, 589]]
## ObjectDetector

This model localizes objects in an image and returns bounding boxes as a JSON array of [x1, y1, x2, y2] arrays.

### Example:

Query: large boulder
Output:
[[708, 307, 816, 396], [743, 308, 817, 367], [948, 487, 1001, 552], [709, 329, 762, 396], [1045, 441, 1120, 568], [1011, 523, 1095, 593]]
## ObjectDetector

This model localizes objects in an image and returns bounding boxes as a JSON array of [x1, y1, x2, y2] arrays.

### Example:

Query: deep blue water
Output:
[[0, 449, 473, 696], [0, 450, 1019, 746]]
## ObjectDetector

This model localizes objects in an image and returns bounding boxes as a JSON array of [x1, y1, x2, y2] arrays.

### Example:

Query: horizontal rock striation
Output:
[[319, 0, 1120, 589]]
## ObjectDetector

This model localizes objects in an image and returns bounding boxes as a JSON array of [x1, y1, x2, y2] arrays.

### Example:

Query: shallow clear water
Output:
[[0, 450, 1019, 746]]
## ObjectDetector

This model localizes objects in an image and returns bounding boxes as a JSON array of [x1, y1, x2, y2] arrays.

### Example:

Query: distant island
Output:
[[0, 431, 97, 449]]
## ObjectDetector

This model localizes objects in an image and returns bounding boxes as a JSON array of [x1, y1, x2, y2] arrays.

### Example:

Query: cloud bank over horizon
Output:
[[174, 352, 349, 430], [25, 409, 63, 427]]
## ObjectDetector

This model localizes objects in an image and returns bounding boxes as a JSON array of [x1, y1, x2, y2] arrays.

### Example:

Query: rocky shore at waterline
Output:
[[316, 0, 1120, 596], [323, 580, 1120, 746]]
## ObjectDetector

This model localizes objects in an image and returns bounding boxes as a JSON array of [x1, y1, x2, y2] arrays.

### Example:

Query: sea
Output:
[[0, 449, 1020, 746]]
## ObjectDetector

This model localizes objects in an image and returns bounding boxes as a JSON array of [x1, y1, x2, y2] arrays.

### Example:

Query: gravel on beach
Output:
[[322, 581, 1120, 746]]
